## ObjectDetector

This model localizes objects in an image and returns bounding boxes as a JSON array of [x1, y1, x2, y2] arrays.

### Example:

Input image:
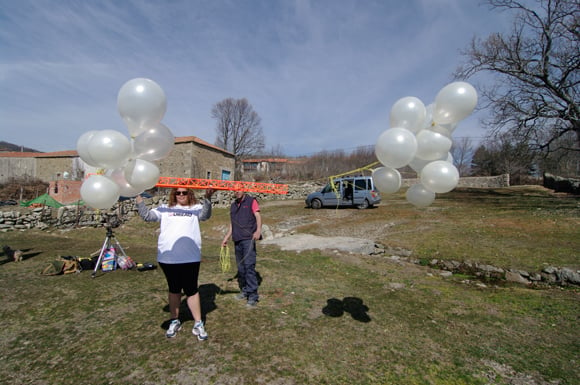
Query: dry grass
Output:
[[0, 186, 578, 385]]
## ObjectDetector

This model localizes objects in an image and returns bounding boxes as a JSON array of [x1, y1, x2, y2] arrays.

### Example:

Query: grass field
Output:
[[0, 186, 578, 385]]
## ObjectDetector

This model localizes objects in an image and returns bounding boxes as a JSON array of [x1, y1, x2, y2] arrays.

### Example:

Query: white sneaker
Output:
[[192, 320, 208, 341], [166, 319, 181, 338]]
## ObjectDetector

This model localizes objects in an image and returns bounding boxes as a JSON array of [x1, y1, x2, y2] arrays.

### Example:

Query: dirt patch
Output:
[[262, 233, 376, 254]]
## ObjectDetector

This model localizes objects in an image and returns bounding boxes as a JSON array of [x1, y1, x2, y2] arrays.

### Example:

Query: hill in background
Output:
[[0, 141, 41, 153]]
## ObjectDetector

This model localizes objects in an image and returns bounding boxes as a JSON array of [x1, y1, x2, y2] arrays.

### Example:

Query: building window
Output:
[[244, 162, 258, 171]]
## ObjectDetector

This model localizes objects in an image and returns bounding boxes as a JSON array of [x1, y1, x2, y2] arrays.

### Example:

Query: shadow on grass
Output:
[[322, 297, 371, 322], [0, 248, 41, 265], [161, 283, 221, 329], [160, 271, 264, 330], [214, 270, 263, 295]]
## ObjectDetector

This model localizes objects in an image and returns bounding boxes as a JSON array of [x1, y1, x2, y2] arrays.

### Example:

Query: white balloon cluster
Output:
[[77, 78, 175, 209], [372, 81, 477, 207]]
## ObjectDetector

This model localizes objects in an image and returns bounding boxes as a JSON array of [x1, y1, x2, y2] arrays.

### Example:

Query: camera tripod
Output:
[[91, 226, 129, 278]]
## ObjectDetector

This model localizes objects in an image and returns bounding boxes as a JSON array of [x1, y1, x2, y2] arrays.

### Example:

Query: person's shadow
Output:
[[322, 297, 371, 322], [161, 283, 221, 330], [160, 271, 264, 330], [219, 270, 263, 295]]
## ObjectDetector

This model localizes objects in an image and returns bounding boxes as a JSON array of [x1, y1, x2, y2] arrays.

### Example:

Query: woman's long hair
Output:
[[168, 188, 198, 207]]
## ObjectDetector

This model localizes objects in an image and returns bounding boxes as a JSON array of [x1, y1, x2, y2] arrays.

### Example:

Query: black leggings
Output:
[[159, 262, 200, 296]]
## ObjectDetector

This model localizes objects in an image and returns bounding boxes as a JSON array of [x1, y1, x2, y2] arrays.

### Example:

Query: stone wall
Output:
[[543, 173, 580, 194], [191, 143, 235, 180], [0, 204, 131, 231], [35, 157, 75, 182], [401, 174, 510, 189], [0, 157, 36, 182], [375, 252, 580, 287]]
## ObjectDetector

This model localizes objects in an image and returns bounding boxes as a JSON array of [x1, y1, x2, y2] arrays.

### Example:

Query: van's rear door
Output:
[[351, 178, 369, 204]]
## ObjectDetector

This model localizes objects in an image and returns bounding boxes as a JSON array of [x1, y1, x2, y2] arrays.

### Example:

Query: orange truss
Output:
[[155, 177, 289, 195]]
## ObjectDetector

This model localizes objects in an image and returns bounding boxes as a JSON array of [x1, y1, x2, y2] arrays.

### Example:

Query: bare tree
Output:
[[456, 0, 579, 161], [535, 131, 580, 176], [260, 144, 286, 158], [212, 98, 265, 178], [471, 145, 496, 176], [471, 133, 535, 183], [289, 146, 377, 181], [451, 137, 475, 176], [491, 133, 536, 183]]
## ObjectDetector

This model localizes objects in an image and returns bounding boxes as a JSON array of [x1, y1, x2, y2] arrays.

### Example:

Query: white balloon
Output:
[[409, 152, 451, 174], [415, 129, 453, 161], [106, 168, 142, 198], [389, 96, 426, 133], [409, 157, 432, 174], [124, 159, 160, 191], [87, 129, 131, 169], [117, 78, 167, 137], [423, 103, 434, 129], [446, 152, 454, 164], [76, 130, 100, 167], [420, 160, 459, 193], [437, 122, 458, 136], [406, 183, 436, 208], [429, 124, 452, 138], [80, 175, 120, 209], [132, 123, 175, 161], [375, 127, 417, 168], [372, 166, 401, 194], [433, 81, 478, 125]]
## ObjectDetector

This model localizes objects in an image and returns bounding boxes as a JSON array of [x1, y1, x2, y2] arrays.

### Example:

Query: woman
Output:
[[136, 187, 215, 340]]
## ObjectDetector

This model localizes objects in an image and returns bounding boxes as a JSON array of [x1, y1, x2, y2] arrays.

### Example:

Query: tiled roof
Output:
[[0, 152, 45, 158], [243, 158, 288, 163], [0, 150, 78, 158], [242, 158, 305, 164], [175, 136, 233, 155], [34, 150, 79, 158]]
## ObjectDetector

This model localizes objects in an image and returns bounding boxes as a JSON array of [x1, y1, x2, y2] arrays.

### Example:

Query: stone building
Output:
[[241, 157, 307, 179], [0, 136, 235, 203], [160, 136, 234, 181], [0, 152, 37, 182], [242, 158, 289, 175]]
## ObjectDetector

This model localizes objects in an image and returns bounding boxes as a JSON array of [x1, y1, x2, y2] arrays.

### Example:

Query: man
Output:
[[221, 189, 262, 307]]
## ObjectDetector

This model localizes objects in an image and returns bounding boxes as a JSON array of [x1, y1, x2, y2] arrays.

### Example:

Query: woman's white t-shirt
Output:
[[138, 201, 210, 264]]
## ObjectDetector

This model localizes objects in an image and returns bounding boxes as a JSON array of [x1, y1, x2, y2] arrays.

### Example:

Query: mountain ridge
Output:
[[0, 141, 41, 153]]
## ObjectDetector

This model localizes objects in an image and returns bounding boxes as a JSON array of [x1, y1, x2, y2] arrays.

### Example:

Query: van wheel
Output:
[[357, 199, 369, 209], [311, 199, 322, 209]]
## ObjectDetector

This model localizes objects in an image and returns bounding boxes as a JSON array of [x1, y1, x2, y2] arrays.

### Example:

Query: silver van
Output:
[[305, 176, 381, 209]]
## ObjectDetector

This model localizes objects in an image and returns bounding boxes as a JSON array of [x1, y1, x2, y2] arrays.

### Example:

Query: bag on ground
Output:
[[41, 256, 80, 276]]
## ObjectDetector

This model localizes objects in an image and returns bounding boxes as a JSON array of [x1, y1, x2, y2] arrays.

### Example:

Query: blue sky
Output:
[[0, 0, 511, 156]]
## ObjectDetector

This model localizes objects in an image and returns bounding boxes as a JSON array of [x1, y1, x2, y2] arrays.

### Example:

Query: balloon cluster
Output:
[[372, 81, 477, 207], [77, 78, 175, 209]]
